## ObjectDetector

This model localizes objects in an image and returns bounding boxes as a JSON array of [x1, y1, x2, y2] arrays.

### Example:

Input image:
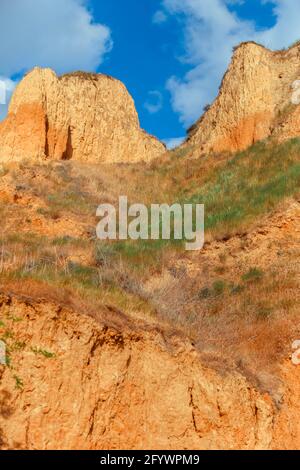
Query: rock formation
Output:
[[0, 43, 300, 451], [185, 42, 300, 156], [1, 291, 300, 450], [0, 68, 165, 163]]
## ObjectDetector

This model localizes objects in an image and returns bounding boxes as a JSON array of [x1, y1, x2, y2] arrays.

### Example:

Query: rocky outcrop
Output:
[[0, 291, 300, 450], [185, 42, 300, 156], [0, 68, 165, 163]]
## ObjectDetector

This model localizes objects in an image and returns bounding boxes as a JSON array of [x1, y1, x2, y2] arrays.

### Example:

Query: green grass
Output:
[[51, 236, 87, 247], [2, 137, 299, 302], [3, 232, 47, 249], [46, 189, 95, 215], [170, 145, 194, 159], [3, 258, 156, 318], [185, 138, 300, 235], [198, 280, 227, 299], [9, 261, 100, 291], [242, 268, 264, 283], [31, 347, 56, 359], [13, 375, 24, 390], [103, 138, 300, 268], [212, 280, 226, 296]]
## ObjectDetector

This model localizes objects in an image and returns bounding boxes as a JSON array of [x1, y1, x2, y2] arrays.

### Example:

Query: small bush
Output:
[[13, 375, 24, 390], [198, 280, 226, 299], [212, 280, 226, 296], [242, 268, 264, 283]]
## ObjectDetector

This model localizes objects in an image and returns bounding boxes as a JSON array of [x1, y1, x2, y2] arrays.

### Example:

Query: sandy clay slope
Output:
[[0, 289, 299, 451], [0, 194, 299, 450], [0, 41, 299, 450]]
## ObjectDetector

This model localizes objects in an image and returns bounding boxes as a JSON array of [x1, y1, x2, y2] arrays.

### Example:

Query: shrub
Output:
[[198, 280, 226, 299], [242, 268, 264, 283], [212, 280, 226, 296], [13, 375, 24, 390]]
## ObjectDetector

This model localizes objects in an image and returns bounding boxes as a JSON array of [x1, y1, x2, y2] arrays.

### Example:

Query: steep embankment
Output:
[[184, 42, 300, 156], [1, 290, 300, 451], [0, 68, 165, 163], [0, 41, 299, 450], [0, 137, 299, 449]]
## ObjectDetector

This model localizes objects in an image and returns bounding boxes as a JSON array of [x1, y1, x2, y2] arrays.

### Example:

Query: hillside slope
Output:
[[0, 42, 299, 450], [0, 136, 299, 450]]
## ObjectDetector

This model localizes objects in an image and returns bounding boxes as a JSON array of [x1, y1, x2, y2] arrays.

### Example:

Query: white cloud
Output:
[[0, 0, 112, 120], [163, 136, 185, 149], [260, 0, 300, 50], [0, 77, 17, 121], [144, 90, 163, 114], [0, 0, 112, 77], [153, 10, 168, 24], [159, 0, 300, 127]]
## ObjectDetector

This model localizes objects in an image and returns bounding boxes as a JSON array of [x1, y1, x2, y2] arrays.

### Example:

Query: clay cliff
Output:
[[2, 42, 300, 164], [0, 150, 299, 450], [0, 68, 165, 163], [185, 42, 300, 156], [0, 42, 299, 451], [1, 291, 300, 451]]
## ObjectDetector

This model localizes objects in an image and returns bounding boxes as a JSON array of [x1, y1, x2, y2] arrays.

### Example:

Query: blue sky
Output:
[[0, 1, 300, 147]]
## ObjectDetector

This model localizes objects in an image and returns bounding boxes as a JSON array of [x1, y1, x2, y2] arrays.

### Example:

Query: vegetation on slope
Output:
[[0, 137, 299, 387]]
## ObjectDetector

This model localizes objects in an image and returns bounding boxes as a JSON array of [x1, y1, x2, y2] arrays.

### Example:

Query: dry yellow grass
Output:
[[0, 138, 299, 393]]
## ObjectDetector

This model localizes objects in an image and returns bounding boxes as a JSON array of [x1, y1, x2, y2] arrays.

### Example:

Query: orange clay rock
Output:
[[184, 42, 300, 157], [0, 290, 299, 451], [0, 68, 165, 163]]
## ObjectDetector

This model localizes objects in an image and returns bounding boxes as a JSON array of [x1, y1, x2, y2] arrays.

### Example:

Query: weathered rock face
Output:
[[186, 42, 300, 156], [0, 68, 165, 163], [0, 291, 300, 450]]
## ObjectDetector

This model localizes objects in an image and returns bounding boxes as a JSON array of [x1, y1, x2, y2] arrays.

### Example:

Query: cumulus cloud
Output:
[[159, 0, 300, 127], [144, 90, 163, 114], [260, 0, 300, 50], [0, 0, 112, 77], [0, 0, 112, 120]]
